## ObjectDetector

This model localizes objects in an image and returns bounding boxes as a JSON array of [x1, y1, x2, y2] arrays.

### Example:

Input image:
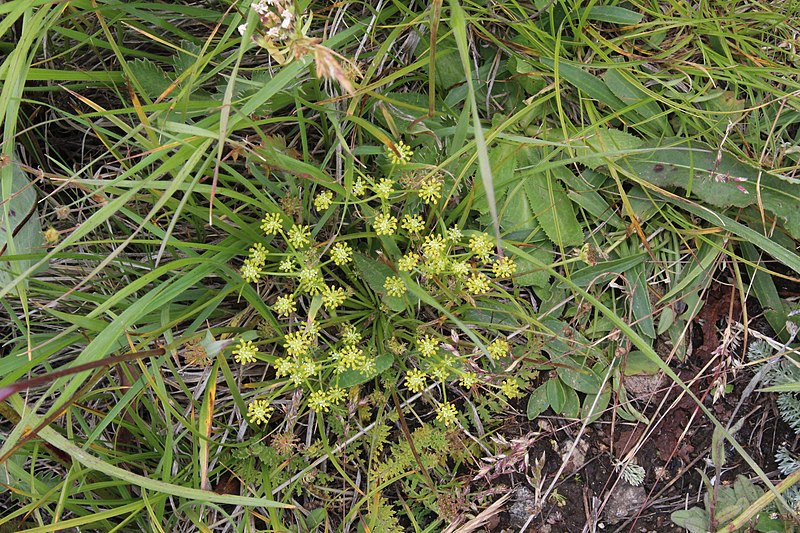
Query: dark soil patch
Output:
[[486, 374, 795, 532], [481, 299, 798, 532]]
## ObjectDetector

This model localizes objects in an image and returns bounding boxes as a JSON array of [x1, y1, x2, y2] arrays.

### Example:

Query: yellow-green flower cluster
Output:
[[500, 378, 522, 399], [401, 214, 425, 234], [351, 177, 366, 197], [492, 256, 517, 278], [451, 260, 469, 278], [261, 212, 283, 235], [435, 402, 458, 427], [340, 323, 361, 345], [405, 368, 427, 393], [331, 343, 368, 374], [279, 257, 295, 272], [373, 213, 398, 235], [487, 338, 510, 359], [398, 252, 419, 272], [459, 371, 478, 389], [234, 339, 259, 364], [383, 276, 406, 297], [249, 243, 268, 264], [241, 242, 269, 283], [241, 259, 262, 284], [446, 226, 462, 242], [308, 387, 346, 412], [275, 355, 318, 385], [469, 233, 494, 262], [387, 141, 413, 165], [247, 399, 273, 425], [298, 267, 324, 295], [373, 178, 394, 200], [417, 334, 439, 357], [329, 242, 352, 265], [273, 294, 296, 317], [322, 285, 347, 310], [418, 176, 442, 205], [314, 190, 333, 211], [287, 224, 312, 248], [466, 272, 491, 294], [421, 234, 447, 258], [283, 330, 313, 357]]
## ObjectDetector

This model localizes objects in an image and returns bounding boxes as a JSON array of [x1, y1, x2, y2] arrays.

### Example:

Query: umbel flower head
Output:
[[386, 141, 413, 165], [240, 0, 360, 95], [241, 0, 296, 42]]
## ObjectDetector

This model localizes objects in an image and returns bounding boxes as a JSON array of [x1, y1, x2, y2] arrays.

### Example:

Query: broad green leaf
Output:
[[461, 299, 521, 327], [336, 354, 394, 388], [526, 382, 550, 420], [1, 158, 44, 295], [540, 58, 627, 114], [513, 246, 551, 287], [620, 139, 800, 240], [670, 507, 711, 533], [602, 69, 666, 130], [570, 128, 643, 169], [581, 386, 611, 424], [520, 164, 583, 248], [629, 260, 655, 339], [433, 42, 463, 91], [568, 253, 646, 287], [560, 168, 625, 228], [507, 56, 545, 96], [129, 58, 172, 98], [561, 385, 581, 419], [580, 6, 644, 25], [656, 306, 675, 336], [741, 242, 787, 340], [547, 378, 567, 414], [623, 351, 661, 376], [556, 355, 601, 394], [352, 253, 405, 312]]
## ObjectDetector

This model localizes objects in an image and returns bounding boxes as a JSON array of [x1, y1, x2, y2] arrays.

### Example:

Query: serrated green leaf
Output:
[[520, 163, 583, 248], [526, 382, 550, 420], [172, 39, 203, 73], [513, 246, 551, 287], [129, 58, 172, 98]]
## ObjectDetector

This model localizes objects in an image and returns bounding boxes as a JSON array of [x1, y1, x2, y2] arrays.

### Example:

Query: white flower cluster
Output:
[[238, 0, 295, 40]]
